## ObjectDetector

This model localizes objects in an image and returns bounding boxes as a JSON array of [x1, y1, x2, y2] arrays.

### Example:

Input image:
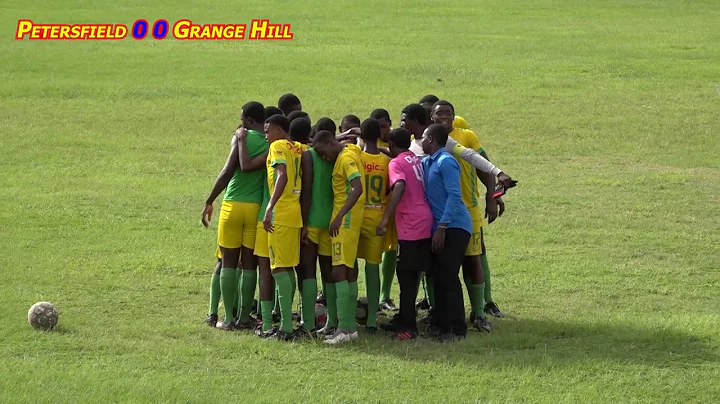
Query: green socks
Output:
[[260, 300, 273, 332], [425, 274, 435, 307], [289, 271, 297, 307], [379, 251, 397, 302], [235, 270, 241, 316], [238, 270, 257, 322], [348, 281, 358, 331], [209, 273, 220, 315], [301, 278, 317, 330], [335, 280, 352, 330], [464, 277, 486, 319], [324, 282, 337, 328], [272, 271, 294, 333], [219, 268, 236, 323], [364, 264, 380, 327], [481, 253, 493, 303], [474, 282, 487, 319]]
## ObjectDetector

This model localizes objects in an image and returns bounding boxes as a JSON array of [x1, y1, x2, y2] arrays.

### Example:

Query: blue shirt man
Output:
[[419, 122, 472, 340], [422, 150, 473, 234]]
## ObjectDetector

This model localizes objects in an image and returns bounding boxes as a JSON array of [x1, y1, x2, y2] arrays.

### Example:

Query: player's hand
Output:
[[342, 127, 361, 136], [497, 197, 506, 217], [201, 204, 213, 228], [301, 227, 309, 244], [376, 219, 388, 236], [486, 198, 498, 224], [329, 216, 342, 237], [431, 227, 445, 252], [497, 172, 518, 191], [234, 127, 248, 142], [263, 208, 274, 233]]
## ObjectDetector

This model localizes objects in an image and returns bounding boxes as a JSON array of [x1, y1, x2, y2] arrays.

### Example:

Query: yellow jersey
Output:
[[267, 139, 306, 228], [449, 128, 484, 211], [377, 139, 389, 148], [360, 151, 391, 218], [332, 144, 365, 230], [453, 116, 470, 130]]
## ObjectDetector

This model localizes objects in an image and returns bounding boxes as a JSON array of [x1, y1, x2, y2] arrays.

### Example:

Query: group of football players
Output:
[[201, 93, 516, 344]]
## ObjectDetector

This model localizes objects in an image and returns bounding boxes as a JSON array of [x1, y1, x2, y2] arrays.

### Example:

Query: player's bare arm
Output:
[[263, 163, 287, 233], [300, 150, 313, 243], [337, 127, 360, 144], [202, 139, 240, 227], [474, 148, 515, 217], [377, 180, 405, 236], [235, 128, 268, 172], [476, 168, 499, 224], [329, 177, 363, 237]]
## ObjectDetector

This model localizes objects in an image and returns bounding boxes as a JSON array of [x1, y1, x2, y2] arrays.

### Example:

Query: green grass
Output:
[[1, 0, 719, 402]]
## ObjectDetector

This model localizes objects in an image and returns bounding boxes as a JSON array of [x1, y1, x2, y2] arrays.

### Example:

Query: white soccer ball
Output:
[[28, 302, 59, 330]]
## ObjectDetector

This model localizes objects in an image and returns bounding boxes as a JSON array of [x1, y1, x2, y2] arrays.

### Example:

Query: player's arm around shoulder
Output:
[[235, 128, 268, 172], [300, 149, 314, 235]]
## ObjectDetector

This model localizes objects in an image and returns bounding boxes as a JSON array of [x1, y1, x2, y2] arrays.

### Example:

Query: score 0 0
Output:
[[131, 19, 169, 40]]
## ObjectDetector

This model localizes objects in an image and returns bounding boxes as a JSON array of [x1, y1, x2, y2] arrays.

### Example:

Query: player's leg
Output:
[[206, 257, 222, 327], [299, 233, 319, 332], [349, 261, 359, 328], [257, 256, 274, 336], [325, 229, 361, 345], [434, 229, 471, 341], [268, 225, 301, 340], [236, 204, 260, 327], [420, 273, 436, 324], [379, 222, 398, 311], [391, 240, 426, 340], [237, 247, 259, 328], [217, 201, 246, 329], [253, 222, 276, 337], [317, 233, 336, 335], [360, 232, 383, 331], [218, 247, 241, 330], [481, 229, 504, 317], [463, 216, 491, 332]]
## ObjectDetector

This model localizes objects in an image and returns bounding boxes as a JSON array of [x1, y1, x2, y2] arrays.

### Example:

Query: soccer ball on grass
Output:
[[28, 302, 59, 330]]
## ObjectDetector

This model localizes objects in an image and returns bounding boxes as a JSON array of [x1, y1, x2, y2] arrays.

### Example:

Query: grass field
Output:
[[2, 0, 719, 402]]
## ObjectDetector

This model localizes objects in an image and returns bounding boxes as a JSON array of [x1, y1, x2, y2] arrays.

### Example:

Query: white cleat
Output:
[[323, 330, 359, 345]]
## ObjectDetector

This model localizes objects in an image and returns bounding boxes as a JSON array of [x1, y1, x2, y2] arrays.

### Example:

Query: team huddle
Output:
[[202, 94, 516, 344]]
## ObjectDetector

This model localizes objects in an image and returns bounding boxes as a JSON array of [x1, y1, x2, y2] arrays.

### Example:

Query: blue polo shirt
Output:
[[422, 148, 473, 234]]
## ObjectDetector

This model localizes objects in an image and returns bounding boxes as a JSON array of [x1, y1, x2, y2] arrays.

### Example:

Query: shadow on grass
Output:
[[346, 316, 718, 368]]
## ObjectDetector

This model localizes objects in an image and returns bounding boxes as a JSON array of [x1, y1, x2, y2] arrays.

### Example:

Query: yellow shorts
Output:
[[465, 213, 484, 256], [358, 214, 384, 264], [268, 225, 301, 269], [307, 226, 332, 257], [383, 217, 398, 252], [217, 201, 260, 249], [331, 228, 360, 268], [254, 221, 269, 258]]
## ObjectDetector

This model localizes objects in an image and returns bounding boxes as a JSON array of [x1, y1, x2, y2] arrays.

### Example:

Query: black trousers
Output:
[[430, 228, 470, 336], [396, 238, 432, 332]]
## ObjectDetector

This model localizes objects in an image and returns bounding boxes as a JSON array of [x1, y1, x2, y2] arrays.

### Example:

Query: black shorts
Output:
[[397, 238, 432, 273]]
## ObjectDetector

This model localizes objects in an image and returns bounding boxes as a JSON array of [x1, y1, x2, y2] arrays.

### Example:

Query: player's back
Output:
[[390, 151, 433, 241], [307, 148, 334, 229], [360, 151, 391, 215], [267, 139, 305, 227], [331, 144, 365, 230], [225, 129, 268, 204], [449, 127, 483, 211]]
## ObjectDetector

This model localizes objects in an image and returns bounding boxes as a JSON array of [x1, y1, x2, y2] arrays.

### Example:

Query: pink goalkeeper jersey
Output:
[[388, 151, 433, 241]]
